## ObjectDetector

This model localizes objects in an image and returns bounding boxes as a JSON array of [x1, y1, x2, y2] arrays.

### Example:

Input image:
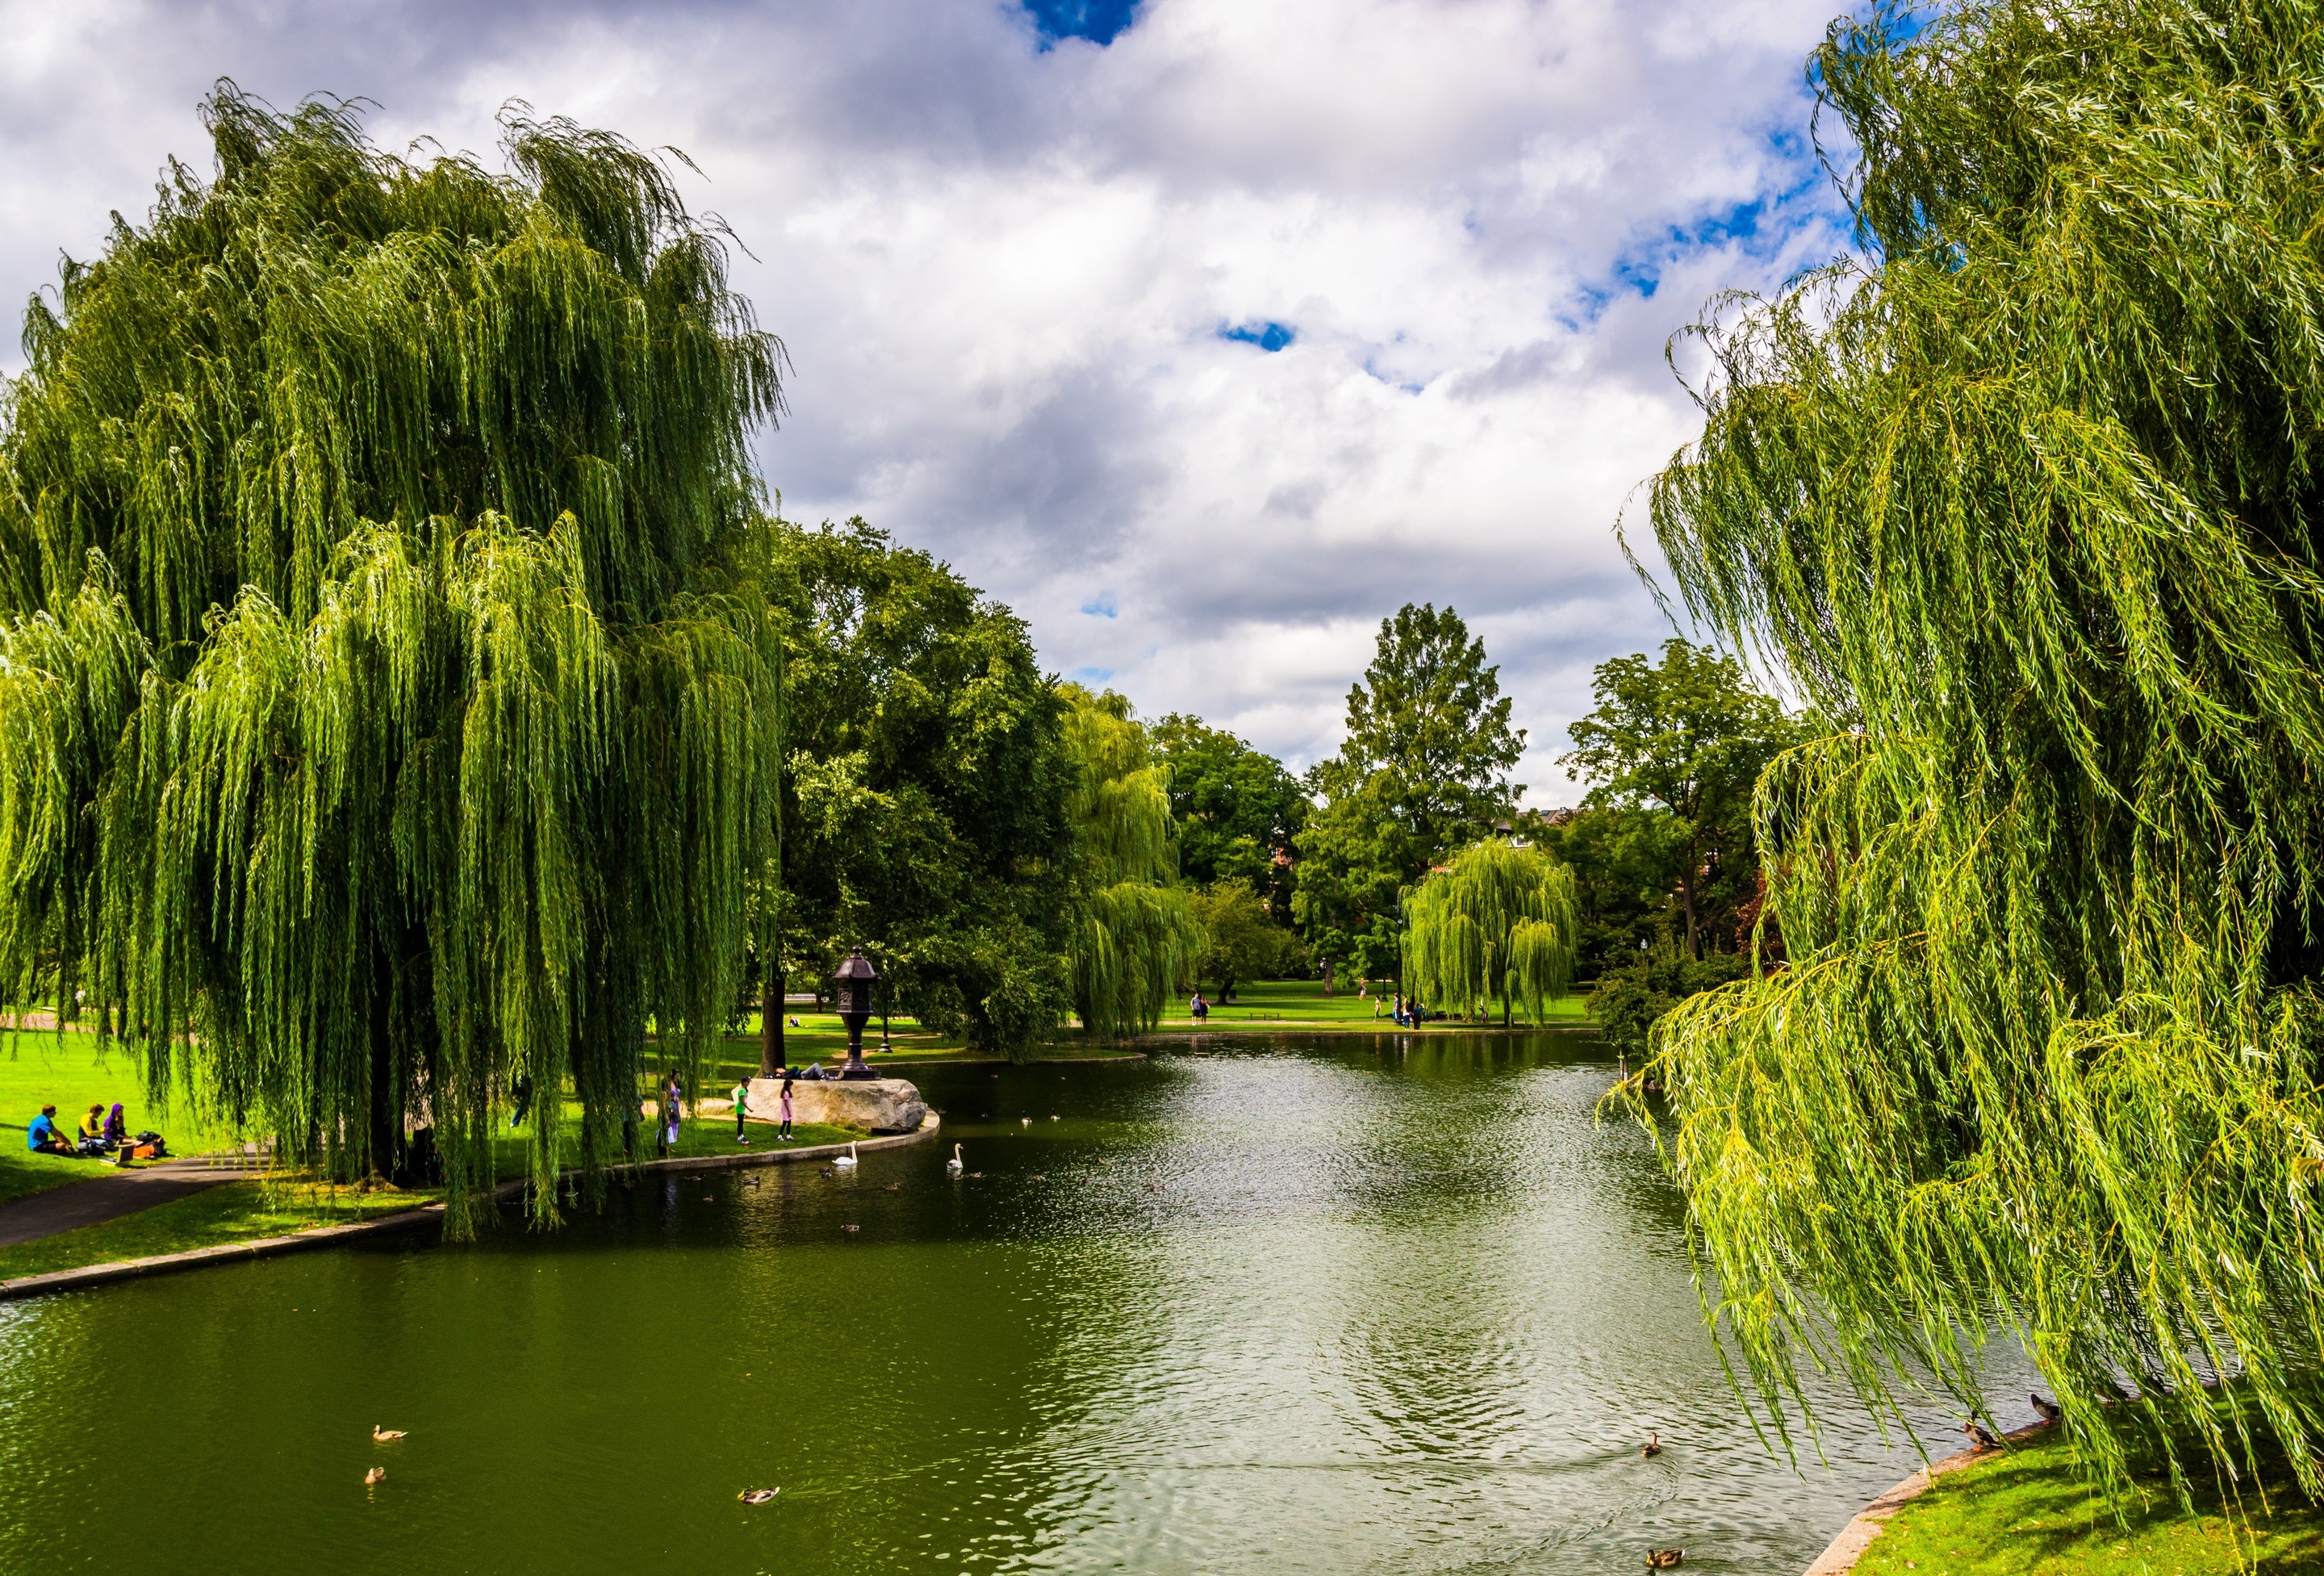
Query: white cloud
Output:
[[0, 0, 1850, 800]]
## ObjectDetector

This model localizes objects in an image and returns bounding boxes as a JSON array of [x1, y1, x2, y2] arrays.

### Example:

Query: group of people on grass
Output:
[[24, 1101, 162, 1162]]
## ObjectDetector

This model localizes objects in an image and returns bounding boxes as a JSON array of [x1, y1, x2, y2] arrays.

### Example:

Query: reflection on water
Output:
[[0, 1034, 2034, 1574]]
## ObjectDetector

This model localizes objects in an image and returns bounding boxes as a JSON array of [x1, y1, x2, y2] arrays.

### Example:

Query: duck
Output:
[[371, 1426, 407, 1442], [738, 1487, 780, 1505], [817, 1166, 834, 1178], [2031, 1392, 2062, 1425], [1641, 1431, 1661, 1458], [884, 1182, 901, 1192], [948, 1143, 964, 1177], [841, 1223, 860, 1235], [1645, 1550, 1682, 1569], [833, 1142, 859, 1171], [1962, 1420, 2000, 1450], [744, 1175, 761, 1188], [364, 1467, 387, 1486]]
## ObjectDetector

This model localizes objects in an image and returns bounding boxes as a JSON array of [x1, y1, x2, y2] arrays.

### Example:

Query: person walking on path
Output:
[[730, 1079, 751, 1144], [778, 1076, 795, 1141]]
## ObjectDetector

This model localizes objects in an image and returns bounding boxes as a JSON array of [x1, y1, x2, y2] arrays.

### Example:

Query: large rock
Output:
[[746, 1076, 926, 1135]]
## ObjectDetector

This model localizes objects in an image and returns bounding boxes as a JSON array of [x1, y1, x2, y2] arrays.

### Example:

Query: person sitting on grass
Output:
[[102, 1102, 127, 1145], [79, 1104, 107, 1145], [26, 1104, 72, 1155]]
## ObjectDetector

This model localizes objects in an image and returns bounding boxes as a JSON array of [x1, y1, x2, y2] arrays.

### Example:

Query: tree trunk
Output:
[[1321, 958, 1335, 996], [368, 944, 396, 1181], [759, 960, 784, 1077]]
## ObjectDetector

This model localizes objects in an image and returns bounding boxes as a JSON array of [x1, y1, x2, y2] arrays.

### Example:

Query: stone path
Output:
[[0, 1156, 263, 1248]]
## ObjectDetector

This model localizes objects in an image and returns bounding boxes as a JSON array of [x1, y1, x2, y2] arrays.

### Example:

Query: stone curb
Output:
[[1802, 1419, 2053, 1575], [0, 1113, 940, 1303]]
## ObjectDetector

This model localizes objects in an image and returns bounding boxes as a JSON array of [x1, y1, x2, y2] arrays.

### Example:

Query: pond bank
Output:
[[0, 1114, 940, 1301]]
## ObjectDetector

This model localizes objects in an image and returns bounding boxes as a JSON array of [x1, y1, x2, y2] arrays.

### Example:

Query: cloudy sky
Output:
[[0, 0, 1854, 801]]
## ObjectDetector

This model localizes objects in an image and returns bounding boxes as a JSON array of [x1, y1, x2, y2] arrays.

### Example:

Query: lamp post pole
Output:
[[832, 947, 880, 1081]]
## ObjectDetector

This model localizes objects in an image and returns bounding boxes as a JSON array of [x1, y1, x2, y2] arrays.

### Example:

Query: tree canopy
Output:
[[1641, 0, 2324, 1494], [1150, 713, 1306, 919], [1294, 604, 1523, 984], [0, 86, 787, 1228], [1561, 639, 1794, 959], [1402, 838, 1577, 1025], [770, 517, 1072, 1059], [1063, 687, 1202, 1038]]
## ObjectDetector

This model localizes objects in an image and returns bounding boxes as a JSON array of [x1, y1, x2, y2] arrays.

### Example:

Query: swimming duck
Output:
[[1645, 1550, 1682, 1569], [364, 1467, 387, 1486], [884, 1181, 901, 1192], [948, 1143, 964, 1176], [738, 1487, 780, 1505], [2030, 1392, 2061, 1424], [1963, 1420, 2000, 1449], [834, 1142, 859, 1171], [1641, 1432, 1661, 1458], [372, 1426, 407, 1442], [842, 1223, 860, 1235], [745, 1175, 760, 1187], [817, 1166, 835, 1178]]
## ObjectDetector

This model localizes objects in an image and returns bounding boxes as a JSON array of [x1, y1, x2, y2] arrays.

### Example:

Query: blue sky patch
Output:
[[1068, 665, 1116, 684], [1024, 0, 1138, 47], [1080, 592, 1118, 618], [1221, 321, 1296, 353]]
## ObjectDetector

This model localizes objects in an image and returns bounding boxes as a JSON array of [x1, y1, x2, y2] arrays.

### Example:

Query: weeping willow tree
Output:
[[1063, 685, 1202, 1037], [1402, 838, 1577, 1026], [0, 86, 787, 1230], [1637, 0, 2324, 1497]]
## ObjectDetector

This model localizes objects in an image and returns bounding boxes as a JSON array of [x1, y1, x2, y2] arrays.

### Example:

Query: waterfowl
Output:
[[2031, 1392, 2062, 1424], [968, 1171, 983, 1178], [884, 1182, 901, 1192], [745, 1175, 761, 1188], [364, 1467, 387, 1486], [1645, 1550, 1682, 1569], [948, 1143, 964, 1176], [817, 1166, 834, 1178], [1641, 1432, 1661, 1458], [372, 1426, 407, 1442], [1963, 1421, 2000, 1450], [834, 1142, 859, 1171], [738, 1487, 780, 1505], [842, 1223, 860, 1235]]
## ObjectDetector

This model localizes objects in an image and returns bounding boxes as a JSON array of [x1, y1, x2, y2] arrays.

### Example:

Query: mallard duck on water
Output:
[[364, 1467, 387, 1486], [738, 1488, 780, 1505], [1641, 1431, 1661, 1457], [371, 1426, 406, 1441], [1645, 1549, 1682, 1569]]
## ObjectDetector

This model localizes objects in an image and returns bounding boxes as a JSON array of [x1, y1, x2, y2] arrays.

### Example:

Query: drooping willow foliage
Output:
[[1638, 0, 2324, 1494], [1062, 685, 1202, 1037], [0, 86, 787, 1230], [1402, 838, 1577, 1026]]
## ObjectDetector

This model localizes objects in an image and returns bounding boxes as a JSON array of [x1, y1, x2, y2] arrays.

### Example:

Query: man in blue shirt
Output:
[[25, 1104, 71, 1155]]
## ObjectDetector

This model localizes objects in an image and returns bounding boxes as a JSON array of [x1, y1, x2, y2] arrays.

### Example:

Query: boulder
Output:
[[747, 1076, 927, 1135]]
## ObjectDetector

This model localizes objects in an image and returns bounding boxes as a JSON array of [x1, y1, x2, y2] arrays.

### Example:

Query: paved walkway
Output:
[[0, 1156, 261, 1248]]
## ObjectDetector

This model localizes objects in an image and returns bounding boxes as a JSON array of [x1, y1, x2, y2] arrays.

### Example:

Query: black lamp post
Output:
[[832, 947, 880, 1081]]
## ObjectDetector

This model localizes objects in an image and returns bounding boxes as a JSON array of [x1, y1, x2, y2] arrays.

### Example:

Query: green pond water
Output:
[[0, 1034, 2029, 1574]]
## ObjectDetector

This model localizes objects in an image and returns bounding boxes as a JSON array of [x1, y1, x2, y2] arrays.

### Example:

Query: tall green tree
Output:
[[770, 518, 1072, 1061], [1063, 687, 1203, 1038], [1185, 878, 1294, 1001], [1402, 838, 1578, 1025], [0, 89, 788, 1228], [1150, 714, 1306, 918], [1641, 0, 2324, 1494], [1294, 604, 1523, 987], [1561, 640, 1792, 959]]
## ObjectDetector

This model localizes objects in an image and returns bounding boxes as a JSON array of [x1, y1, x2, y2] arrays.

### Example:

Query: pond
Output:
[[0, 1033, 2028, 1574]]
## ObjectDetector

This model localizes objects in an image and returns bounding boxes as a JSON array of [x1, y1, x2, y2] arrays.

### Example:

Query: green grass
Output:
[[0, 1177, 431, 1281], [1139, 977, 1591, 1033], [0, 1030, 250, 1204], [1867, 1431, 2324, 1574]]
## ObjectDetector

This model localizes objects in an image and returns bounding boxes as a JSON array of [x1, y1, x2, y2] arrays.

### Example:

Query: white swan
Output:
[[833, 1141, 859, 1171], [947, 1143, 964, 1176]]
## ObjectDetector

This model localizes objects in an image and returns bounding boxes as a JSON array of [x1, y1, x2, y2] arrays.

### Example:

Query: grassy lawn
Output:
[[1139, 976, 1591, 1034], [0, 1030, 251, 1204], [1867, 1430, 2324, 1574], [0, 1177, 430, 1281]]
